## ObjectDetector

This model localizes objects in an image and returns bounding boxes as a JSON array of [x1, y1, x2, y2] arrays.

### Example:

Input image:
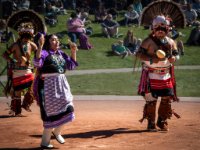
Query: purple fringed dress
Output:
[[33, 49, 78, 128]]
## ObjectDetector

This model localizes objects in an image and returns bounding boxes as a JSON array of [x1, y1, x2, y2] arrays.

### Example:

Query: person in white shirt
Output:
[[124, 5, 139, 26]]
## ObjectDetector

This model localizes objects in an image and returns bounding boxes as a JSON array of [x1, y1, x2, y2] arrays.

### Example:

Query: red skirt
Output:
[[12, 73, 34, 91]]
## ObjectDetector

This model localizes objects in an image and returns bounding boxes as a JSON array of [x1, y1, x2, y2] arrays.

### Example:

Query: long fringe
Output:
[[138, 68, 149, 95], [170, 65, 179, 102]]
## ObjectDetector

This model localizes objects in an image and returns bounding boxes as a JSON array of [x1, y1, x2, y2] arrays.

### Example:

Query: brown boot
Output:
[[21, 91, 34, 112], [157, 116, 169, 131], [157, 98, 172, 131], [143, 101, 157, 131], [9, 99, 17, 116], [15, 99, 22, 116], [21, 101, 32, 112], [147, 119, 157, 132], [10, 98, 22, 116]]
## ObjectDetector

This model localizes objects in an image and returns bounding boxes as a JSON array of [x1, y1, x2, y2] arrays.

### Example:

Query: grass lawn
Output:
[[0, 70, 199, 97], [0, 12, 199, 97], [67, 69, 200, 97]]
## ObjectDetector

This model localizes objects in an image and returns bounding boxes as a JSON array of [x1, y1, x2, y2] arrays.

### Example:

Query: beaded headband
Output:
[[18, 22, 34, 37]]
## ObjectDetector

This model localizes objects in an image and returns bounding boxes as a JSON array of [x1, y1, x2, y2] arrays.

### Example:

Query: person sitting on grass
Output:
[[94, 3, 108, 23], [186, 24, 200, 46], [120, 4, 139, 26], [67, 12, 92, 50], [111, 40, 131, 59], [123, 29, 141, 54], [67, 12, 85, 43], [77, 8, 93, 36], [101, 14, 120, 38], [184, 3, 200, 27], [0, 19, 15, 43]]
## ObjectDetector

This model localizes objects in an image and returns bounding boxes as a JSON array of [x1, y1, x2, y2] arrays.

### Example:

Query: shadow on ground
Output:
[[30, 128, 149, 140]]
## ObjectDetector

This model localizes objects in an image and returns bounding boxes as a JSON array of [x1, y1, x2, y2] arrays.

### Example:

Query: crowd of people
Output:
[[49, 0, 200, 48], [1, 0, 200, 48]]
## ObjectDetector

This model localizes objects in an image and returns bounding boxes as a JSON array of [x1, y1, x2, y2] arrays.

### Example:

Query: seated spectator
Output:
[[133, 0, 143, 16], [192, 0, 200, 19], [101, 14, 119, 38], [0, 19, 15, 43], [111, 40, 131, 59], [186, 25, 200, 46], [123, 30, 141, 54], [184, 3, 200, 27], [107, 8, 118, 20], [67, 12, 85, 43], [178, 0, 188, 10], [77, 8, 93, 36], [67, 12, 92, 49], [77, 8, 89, 24], [166, 17, 185, 56], [94, 3, 108, 23], [17, 0, 30, 10], [45, 2, 58, 26], [45, 2, 56, 15], [169, 27, 185, 57], [119, 5, 139, 26], [51, 0, 67, 15]]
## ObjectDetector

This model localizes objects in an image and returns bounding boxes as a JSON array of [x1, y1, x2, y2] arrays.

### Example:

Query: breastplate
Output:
[[41, 53, 66, 74]]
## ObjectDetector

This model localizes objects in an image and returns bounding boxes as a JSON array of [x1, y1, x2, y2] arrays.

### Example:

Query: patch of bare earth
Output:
[[0, 99, 199, 150]]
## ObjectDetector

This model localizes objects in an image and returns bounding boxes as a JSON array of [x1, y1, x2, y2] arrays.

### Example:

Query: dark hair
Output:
[[70, 12, 77, 19], [43, 34, 54, 50], [34, 32, 46, 47]]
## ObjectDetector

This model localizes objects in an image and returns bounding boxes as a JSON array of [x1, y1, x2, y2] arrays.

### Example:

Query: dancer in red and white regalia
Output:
[[2, 22, 39, 116], [136, 15, 180, 132]]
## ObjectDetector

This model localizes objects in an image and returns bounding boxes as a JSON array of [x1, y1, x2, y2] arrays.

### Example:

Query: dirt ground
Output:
[[0, 98, 200, 150]]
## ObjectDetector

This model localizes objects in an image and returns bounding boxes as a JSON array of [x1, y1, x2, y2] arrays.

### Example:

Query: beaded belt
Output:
[[148, 68, 170, 74], [143, 65, 170, 74], [13, 66, 29, 70]]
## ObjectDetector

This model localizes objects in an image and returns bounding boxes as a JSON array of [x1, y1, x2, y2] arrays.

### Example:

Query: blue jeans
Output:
[[68, 32, 82, 43]]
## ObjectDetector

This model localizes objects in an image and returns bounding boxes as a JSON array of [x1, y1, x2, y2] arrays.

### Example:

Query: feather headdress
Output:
[[140, 0, 186, 28], [7, 10, 46, 35]]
